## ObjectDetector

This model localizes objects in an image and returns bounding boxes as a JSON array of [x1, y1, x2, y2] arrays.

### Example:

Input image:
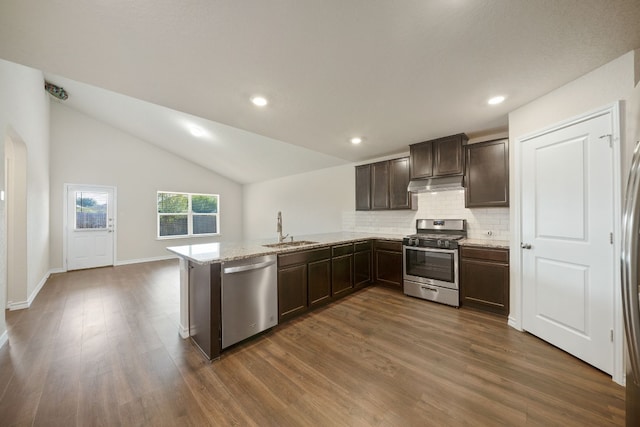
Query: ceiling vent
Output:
[[44, 81, 68, 100]]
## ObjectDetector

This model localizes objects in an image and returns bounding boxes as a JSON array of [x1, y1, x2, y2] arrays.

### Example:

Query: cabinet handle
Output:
[[223, 260, 276, 274]]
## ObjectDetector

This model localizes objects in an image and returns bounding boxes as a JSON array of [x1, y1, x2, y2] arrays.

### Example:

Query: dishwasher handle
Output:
[[223, 259, 276, 274]]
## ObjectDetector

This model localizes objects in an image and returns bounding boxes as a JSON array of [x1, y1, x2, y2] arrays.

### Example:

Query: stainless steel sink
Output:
[[263, 240, 318, 248]]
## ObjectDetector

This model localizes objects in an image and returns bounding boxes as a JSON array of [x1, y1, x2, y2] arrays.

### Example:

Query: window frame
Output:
[[157, 191, 220, 239]]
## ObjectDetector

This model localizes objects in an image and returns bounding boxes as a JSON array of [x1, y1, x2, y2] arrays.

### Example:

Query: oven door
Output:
[[403, 246, 458, 290]]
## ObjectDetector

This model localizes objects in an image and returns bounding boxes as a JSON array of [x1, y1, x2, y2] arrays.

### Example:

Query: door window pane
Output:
[[75, 191, 108, 229]]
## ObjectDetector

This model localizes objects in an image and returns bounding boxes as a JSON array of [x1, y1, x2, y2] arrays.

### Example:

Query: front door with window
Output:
[[66, 185, 115, 270]]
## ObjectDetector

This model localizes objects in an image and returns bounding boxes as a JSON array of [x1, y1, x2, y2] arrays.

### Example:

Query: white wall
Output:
[[244, 152, 510, 241], [50, 103, 244, 268], [5, 135, 28, 308], [0, 59, 50, 339], [243, 164, 354, 240], [508, 49, 638, 332]]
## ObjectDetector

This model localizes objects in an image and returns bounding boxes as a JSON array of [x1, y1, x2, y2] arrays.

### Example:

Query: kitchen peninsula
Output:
[[167, 232, 404, 359]]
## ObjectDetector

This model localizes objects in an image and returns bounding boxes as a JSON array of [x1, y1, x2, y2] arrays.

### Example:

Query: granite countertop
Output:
[[459, 238, 510, 249], [167, 232, 404, 265]]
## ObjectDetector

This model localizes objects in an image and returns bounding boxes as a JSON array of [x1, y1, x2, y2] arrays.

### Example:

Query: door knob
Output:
[[521, 243, 532, 249]]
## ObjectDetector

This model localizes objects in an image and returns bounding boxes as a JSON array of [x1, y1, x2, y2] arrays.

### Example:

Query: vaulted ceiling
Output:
[[1, 1, 639, 183]]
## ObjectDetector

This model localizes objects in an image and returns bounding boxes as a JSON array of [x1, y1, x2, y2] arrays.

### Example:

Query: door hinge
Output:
[[599, 134, 612, 148], [611, 329, 614, 342], [610, 232, 614, 244]]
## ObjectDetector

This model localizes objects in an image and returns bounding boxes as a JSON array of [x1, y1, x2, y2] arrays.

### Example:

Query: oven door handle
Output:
[[420, 285, 438, 292], [403, 246, 457, 254]]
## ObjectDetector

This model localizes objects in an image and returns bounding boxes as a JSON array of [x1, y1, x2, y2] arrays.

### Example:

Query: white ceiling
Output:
[[1, 0, 639, 183]]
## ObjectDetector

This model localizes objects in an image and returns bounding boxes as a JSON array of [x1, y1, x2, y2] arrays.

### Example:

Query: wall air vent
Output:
[[44, 81, 68, 100]]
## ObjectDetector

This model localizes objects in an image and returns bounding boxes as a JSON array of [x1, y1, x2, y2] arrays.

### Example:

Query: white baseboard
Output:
[[115, 255, 177, 266], [7, 301, 29, 310], [7, 269, 54, 311], [0, 330, 8, 350], [508, 316, 522, 331], [179, 324, 190, 339]]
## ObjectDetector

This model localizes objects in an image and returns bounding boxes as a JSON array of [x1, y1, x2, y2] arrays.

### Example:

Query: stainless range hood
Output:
[[407, 176, 464, 193]]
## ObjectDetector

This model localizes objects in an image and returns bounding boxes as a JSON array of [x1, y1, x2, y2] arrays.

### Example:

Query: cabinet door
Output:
[[465, 139, 509, 207], [461, 259, 509, 316], [389, 157, 412, 209], [371, 161, 390, 210], [308, 258, 331, 308], [354, 250, 372, 288], [375, 249, 403, 287], [433, 134, 466, 177], [332, 254, 354, 297], [278, 264, 308, 322], [409, 141, 433, 179], [355, 164, 371, 210]]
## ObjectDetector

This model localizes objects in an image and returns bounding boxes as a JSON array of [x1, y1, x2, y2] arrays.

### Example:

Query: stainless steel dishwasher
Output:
[[221, 254, 278, 349]]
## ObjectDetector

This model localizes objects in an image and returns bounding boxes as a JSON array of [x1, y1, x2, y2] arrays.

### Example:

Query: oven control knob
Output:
[[437, 239, 442, 247], [445, 240, 450, 248]]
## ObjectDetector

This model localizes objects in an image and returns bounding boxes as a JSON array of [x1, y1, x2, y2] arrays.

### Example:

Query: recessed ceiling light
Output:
[[189, 125, 206, 137], [251, 96, 268, 107], [488, 95, 505, 105], [350, 137, 362, 145]]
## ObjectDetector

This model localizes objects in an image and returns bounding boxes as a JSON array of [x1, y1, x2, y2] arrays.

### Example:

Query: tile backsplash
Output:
[[342, 190, 510, 240]]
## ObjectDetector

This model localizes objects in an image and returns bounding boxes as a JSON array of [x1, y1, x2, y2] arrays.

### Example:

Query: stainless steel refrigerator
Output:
[[621, 86, 640, 425]]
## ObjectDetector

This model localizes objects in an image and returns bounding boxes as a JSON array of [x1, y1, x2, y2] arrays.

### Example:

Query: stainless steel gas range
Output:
[[402, 219, 466, 307]]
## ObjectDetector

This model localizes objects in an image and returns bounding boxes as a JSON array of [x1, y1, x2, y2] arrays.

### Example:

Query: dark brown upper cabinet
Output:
[[410, 133, 468, 180], [409, 140, 433, 179], [389, 157, 412, 209], [355, 157, 415, 211], [465, 139, 509, 208], [355, 164, 371, 210], [371, 161, 390, 210]]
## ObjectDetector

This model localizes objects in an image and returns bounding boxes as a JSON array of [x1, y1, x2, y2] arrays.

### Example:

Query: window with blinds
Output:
[[157, 191, 219, 238]]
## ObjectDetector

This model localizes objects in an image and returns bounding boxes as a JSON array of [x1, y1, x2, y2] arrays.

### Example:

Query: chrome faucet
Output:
[[277, 211, 289, 243]]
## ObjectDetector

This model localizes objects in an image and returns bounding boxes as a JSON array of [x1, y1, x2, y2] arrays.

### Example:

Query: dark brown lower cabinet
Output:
[[308, 258, 331, 307], [353, 241, 372, 288], [460, 246, 510, 316], [188, 261, 221, 360], [332, 243, 354, 297], [374, 240, 403, 288], [276, 240, 394, 325], [278, 247, 331, 322], [277, 264, 308, 322]]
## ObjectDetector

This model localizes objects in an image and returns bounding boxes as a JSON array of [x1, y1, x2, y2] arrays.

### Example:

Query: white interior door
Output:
[[66, 185, 115, 270], [521, 112, 615, 375]]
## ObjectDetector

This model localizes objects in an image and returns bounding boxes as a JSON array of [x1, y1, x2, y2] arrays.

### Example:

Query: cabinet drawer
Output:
[[354, 240, 372, 253], [332, 243, 354, 257], [279, 247, 331, 268], [375, 240, 402, 252], [460, 246, 508, 263]]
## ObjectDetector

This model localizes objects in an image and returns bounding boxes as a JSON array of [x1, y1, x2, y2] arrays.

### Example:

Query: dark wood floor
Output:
[[0, 260, 625, 426]]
